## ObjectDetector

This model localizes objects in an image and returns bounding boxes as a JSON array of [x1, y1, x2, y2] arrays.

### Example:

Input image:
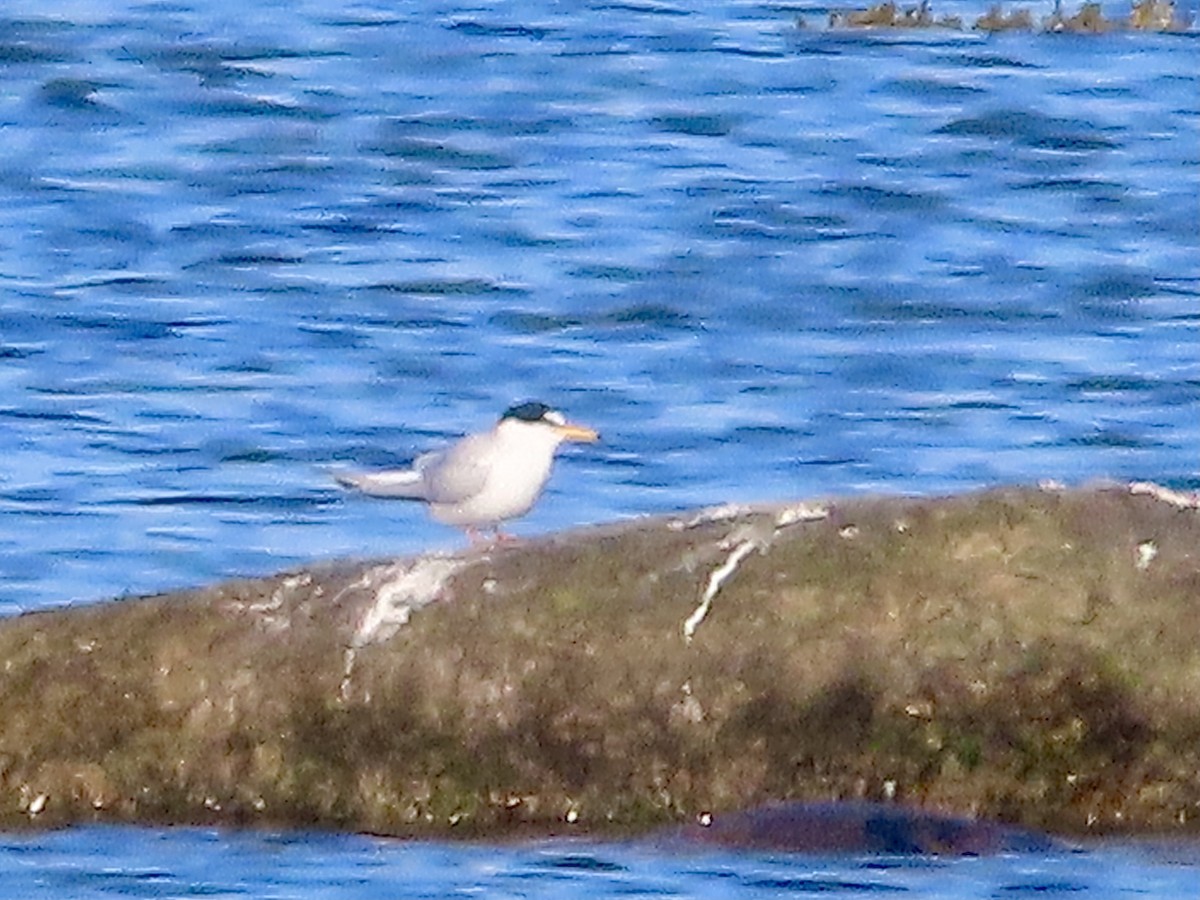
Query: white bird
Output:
[[335, 401, 599, 542]]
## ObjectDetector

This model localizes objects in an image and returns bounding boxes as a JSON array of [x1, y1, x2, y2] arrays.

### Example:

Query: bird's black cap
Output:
[[502, 401, 555, 423]]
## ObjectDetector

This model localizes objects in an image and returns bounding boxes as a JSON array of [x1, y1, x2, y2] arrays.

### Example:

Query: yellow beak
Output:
[[556, 422, 600, 443]]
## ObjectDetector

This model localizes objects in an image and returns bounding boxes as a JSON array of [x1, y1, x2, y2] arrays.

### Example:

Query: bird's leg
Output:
[[463, 525, 518, 546]]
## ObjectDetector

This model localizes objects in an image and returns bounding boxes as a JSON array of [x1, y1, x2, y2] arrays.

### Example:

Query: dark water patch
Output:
[[490, 311, 585, 334], [856, 154, 927, 170], [295, 323, 371, 349], [299, 216, 390, 236], [85, 441, 198, 458], [860, 857, 946, 872], [709, 203, 862, 240], [853, 297, 1044, 324], [590, 2, 690, 16], [946, 399, 1019, 411], [571, 187, 641, 201], [568, 264, 651, 282], [996, 880, 1090, 894], [1072, 298, 1149, 322], [197, 130, 328, 157], [711, 44, 786, 60], [818, 183, 947, 213], [1072, 270, 1159, 301], [0, 18, 76, 64], [1063, 430, 1154, 449], [819, 32, 969, 51], [781, 36, 849, 58], [0, 42, 69, 64], [739, 875, 905, 893], [799, 454, 866, 468], [599, 303, 694, 328], [211, 357, 278, 374], [52, 315, 181, 341], [217, 448, 290, 464], [63, 274, 170, 292], [477, 224, 569, 248], [120, 493, 331, 510], [1060, 85, 1139, 99], [0, 486, 70, 504], [215, 251, 304, 266], [38, 78, 105, 110], [375, 356, 444, 380], [191, 93, 335, 121], [447, 20, 555, 41], [935, 110, 1116, 151], [0, 407, 108, 424], [1066, 375, 1162, 393], [0, 344, 41, 359], [732, 424, 810, 442], [537, 853, 628, 872], [385, 113, 574, 138], [762, 80, 839, 95], [1155, 277, 1200, 299], [170, 221, 259, 240], [1012, 177, 1127, 194], [48, 376, 249, 398], [358, 314, 473, 331], [221, 283, 323, 301], [880, 77, 988, 100], [1025, 133, 1121, 152], [137, 42, 315, 70], [934, 53, 1043, 70], [362, 278, 523, 297], [650, 113, 736, 137], [363, 136, 515, 171], [318, 11, 405, 28]]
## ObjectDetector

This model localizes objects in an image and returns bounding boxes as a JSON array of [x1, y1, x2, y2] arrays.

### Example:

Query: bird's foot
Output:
[[464, 526, 519, 546]]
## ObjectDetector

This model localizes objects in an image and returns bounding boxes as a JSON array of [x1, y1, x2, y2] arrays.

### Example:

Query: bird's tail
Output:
[[334, 469, 427, 500]]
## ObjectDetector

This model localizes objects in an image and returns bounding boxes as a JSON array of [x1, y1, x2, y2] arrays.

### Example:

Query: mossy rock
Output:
[[2, 485, 1199, 838]]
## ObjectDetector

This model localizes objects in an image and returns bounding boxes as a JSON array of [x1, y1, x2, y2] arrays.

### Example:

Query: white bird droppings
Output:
[[684, 539, 758, 643], [774, 502, 830, 527], [339, 557, 465, 700], [350, 558, 463, 649], [1130, 481, 1200, 509], [669, 502, 750, 530], [1136, 541, 1158, 571]]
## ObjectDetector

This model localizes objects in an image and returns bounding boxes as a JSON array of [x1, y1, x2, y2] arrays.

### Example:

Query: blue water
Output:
[[1, 0, 1198, 893], [2, 827, 1200, 899]]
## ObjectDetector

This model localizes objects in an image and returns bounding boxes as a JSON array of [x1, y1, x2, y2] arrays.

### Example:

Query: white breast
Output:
[[428, 419, 564, 526]]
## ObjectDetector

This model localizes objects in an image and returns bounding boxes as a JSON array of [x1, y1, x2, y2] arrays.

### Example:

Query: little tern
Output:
[[335, 401, 599, 541]]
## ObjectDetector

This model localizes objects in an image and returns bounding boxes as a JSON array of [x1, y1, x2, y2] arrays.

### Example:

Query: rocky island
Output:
[[2, 484, 1199, 847]]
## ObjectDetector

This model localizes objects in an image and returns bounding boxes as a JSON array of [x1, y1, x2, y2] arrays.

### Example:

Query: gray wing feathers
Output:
[[419, 436, 491, 503], [335, 469, 429, 499], [336, 433, 492, 504]]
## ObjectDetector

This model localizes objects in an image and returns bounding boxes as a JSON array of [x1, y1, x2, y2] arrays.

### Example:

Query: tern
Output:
[[335, 401, 599, 542]]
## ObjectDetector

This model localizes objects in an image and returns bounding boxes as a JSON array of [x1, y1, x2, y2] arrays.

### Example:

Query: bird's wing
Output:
[[418, 433, 492, 504], [335, 468, 429, 499]]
